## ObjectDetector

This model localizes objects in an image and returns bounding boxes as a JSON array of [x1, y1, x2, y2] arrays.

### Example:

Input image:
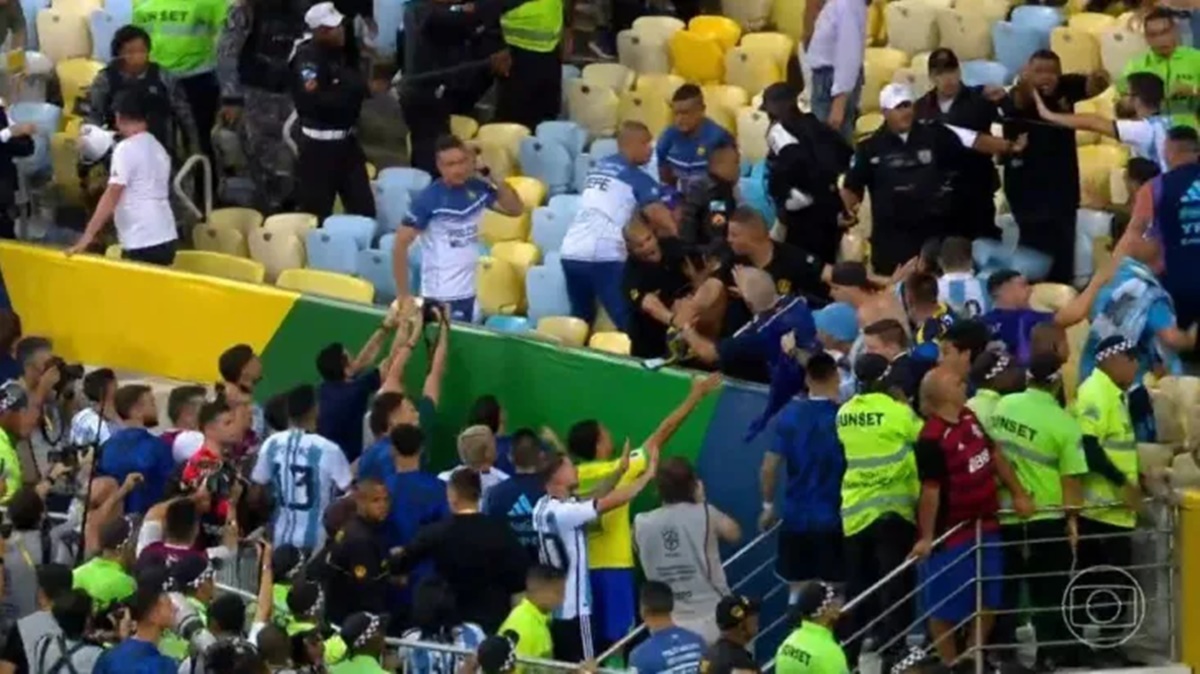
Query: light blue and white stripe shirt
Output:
[[251, 429, 352, 551], [399, 624, 486, 674], [938, 271, 989, 318]]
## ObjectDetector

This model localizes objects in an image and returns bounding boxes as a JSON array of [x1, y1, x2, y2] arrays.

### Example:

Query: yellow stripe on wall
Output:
[[0, 242, 297, 384]]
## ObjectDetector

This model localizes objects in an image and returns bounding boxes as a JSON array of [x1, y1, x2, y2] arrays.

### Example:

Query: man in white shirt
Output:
[[69, 368, 117, 448], [437, 424, 509, 501], [66, 90, 178, 265], [251, 384, 352, 553], [805, 0, 868, 138]]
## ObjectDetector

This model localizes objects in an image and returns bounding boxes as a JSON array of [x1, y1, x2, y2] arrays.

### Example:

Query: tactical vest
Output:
[[240, 3, 305, 93], [102, 64, 175, 151]]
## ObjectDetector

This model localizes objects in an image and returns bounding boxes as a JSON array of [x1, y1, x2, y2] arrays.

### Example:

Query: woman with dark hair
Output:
[[399, 577, 485, 674], [633, 457, 741, 643]]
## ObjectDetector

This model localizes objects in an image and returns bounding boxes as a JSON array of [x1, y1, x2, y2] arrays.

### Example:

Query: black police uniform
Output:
[[97, 64, 179, 158], [680, 173, 738, 253], [289, 36, 376, 221], [623, 244, 690, 359], [324, 513, 391, 627], [0, 104, 33, 239], [238, 1, 306, 94], [843, 122, 974, 275]]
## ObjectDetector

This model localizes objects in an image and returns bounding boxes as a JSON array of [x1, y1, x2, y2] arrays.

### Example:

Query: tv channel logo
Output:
[[1061, 565, 1146, 648]]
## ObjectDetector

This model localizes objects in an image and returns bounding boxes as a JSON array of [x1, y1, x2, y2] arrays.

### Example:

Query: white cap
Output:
[[304, 2, 345, 30], [879, 83, 915, 112], [78, 124, 115, 164]]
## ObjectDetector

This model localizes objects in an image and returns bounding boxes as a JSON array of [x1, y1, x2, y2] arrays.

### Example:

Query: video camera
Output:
[[46, 443, 87, 470]]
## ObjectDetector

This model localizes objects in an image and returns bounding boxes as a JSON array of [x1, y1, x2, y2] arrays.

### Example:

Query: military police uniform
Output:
[[325, 512, 392, 627]]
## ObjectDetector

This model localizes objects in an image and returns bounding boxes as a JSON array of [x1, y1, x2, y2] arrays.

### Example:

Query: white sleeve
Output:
[[136, 520, 163, 556], [172, 431, 205, 465], [247, 621, 268, 645], [250, 440, 273, 485], [945, 124, 980, 148], [108, 142, 131, 186], [551, 499, 599, 531], [1115, 120, 1154, 156], [322, 441, 352, 492]]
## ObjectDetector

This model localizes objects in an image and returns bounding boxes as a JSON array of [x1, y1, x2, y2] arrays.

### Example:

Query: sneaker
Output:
[[588, 33, 617, 60]]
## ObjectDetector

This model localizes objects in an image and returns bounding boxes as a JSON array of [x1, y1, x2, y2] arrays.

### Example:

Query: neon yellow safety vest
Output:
[[835, 392, 922, 537], [286, 620, 348, 664], [159, 597, 207, 660], [501, 0, 563, 53], [775, 621, 850, 674], [132, 0, 228, 76], [1074, 369, 1139, 529]]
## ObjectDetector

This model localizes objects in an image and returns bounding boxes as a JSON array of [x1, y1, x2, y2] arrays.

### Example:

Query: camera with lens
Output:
[[46, 444, 85, 469], [412, 297, 448, 324], [46, 357, 85, 398], [204, 462, 242, 501]]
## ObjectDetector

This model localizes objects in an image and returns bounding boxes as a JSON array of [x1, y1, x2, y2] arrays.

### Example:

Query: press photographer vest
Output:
[[100, 64, 174, 150], [239, 3, 305, 93], [34, 634, 103, 674]]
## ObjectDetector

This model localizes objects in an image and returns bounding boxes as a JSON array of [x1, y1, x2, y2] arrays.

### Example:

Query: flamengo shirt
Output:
[[914, 409, 1000, 547], [403, 178, 497, 302], [108, 131, 177, 251], [560, 154, 662, 263], [251, 429, 353, 551]]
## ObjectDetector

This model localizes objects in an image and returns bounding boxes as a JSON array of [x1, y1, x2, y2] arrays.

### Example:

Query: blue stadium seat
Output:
[[739, 161, 776, 226], [548, 194, 581, 223], [562, 65, 582, 115], [373, 0, 403, 56], [485, 315, 532, 333], [590, 137, 619, 158], [536, 121, 588, 160], [373, 180, 412, 234], [380, 233, 421, 294], [526, 260, 572, 322], [992, 22, 1049, 78], [324, 214, 376, 249], [356, 248, 398, 303], [103, 0, 132, 26], [961, 60, 1009, 87], [305, 229, 359, 275], [14, 134, 49, 178], [1010, 5, 1063, 34], [377, 167, 433, 195], [531, 206, 570, 253], [20, 0, 49, 49], [89, 10, 121, 62], [519, 137, 574, 197], [574, 153, 597, 193]]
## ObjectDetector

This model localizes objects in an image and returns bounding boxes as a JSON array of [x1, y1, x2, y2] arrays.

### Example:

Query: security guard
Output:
[[325, 479, 393, 626], [986, 352, 1088, 670], [217, 0, 311, 213], [835, 353, 921, 666], [267, 544, 304, 626], [494, 0, 566, 130], [72, 517, 136, 613], [163, 554, 219, 661], [840, 83, 1027, 275], [286, 580, 350, 665], [290, 1, 376, 221], [774, 583, 849, 674], [331, 612, 388, 674]]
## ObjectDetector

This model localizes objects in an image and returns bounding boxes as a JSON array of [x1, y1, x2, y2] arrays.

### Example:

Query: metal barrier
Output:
[[171, 153, 213, 222]]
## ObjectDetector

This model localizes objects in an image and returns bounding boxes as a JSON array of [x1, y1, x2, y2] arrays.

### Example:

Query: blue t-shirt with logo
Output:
[[403, 178, 497, 301], [769, 398, 844, 532], [981, 307, 1052, 363], [655, 118, 733, 190], [629, 625, 706, 674], [481, 472, 544, 564]]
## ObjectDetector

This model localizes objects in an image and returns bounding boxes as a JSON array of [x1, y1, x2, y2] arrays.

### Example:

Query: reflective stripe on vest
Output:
[[501, 0, 563, 52], [837, 394, 919, 537]]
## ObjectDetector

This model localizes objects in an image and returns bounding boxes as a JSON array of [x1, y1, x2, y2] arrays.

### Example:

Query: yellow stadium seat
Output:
[[885, 1, 940, 56], [618, 92, 672, 137], [954, 0, 1010, 23], [634, 73, 686, 102], [263, 212, 318, 240], [670, 30, 726, 84], [469, 140, 519, 182], [1099, 26, 1146, 78], [707, 105, 736, 133], [840, 231, 867, 262], [703, 84, 750, 111], [866, 47, 910, 73], [935, 8, 992, 61], [55, 58, 104, 117], [62, 114, 84, 135], [723, 46, 782, 96], [55, 0, 102, 14], [536, 316, 590, 347], [1074, 87, 1117, 146], [480, 209, 531, 245], [582, 63, 636, 94], [862, 48, 910, 114], [771, 0, 806, 42], [908, 52, 933, 92], [366, 162, 377, 180], [450, 115, 479, 141], [633, 15, 686, 42], [505, 176, 547, 211], [50, 132, 85, 206], [688, 15, 742, 50], [739, 32, 794, 71], [1110, 166, 1130, 205], [1029, 282, 1078, 312], [476, 123, 531, 163], [477, 256, 523, 315], [618, 30, 671, 75], [491, 240, 542, 275], [247, 229, 305, 282], [891, 67, 930, 98], [566, 79, 621, 138], [1051, 27, 1102, 74], [173, 250, 266, 284], [1078, 144, 1127, 208], [207, 207, 264, 236], [589, 331, 632, 355], [1068, 12, 1118, 35], [193, 224, 250, 257], [104, 244, 121, 259], [736, 106, 771, 162], [868, 0, 887, 45], [723, 0, 772, 31], [276, 268, 374, 303], [855, 112, 884, 140], [38, 10, 91, 63]]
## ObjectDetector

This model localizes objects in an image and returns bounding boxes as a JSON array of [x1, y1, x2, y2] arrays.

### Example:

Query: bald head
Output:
[[919, 366, 966, 418], [618, 121, 653, 166]]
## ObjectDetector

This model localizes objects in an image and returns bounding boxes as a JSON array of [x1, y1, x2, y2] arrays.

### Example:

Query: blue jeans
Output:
[[560, 259, 629, 331], [431, 296, 476, 322], [809, 67, 862, 142]]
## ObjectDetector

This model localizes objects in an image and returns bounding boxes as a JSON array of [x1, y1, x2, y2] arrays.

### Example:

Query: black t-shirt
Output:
[[702, 638, 759, 674], [735, 242, 828, 307], [326, 515, 391, 625], [1000, 74, 1091, 216], [623, 246, 691, 358]]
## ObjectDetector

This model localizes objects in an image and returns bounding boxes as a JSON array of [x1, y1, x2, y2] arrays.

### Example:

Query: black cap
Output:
[[1095, 335, 1137, 362], [271, 544, 304, 580], [927, 48, 961, 74], [1027, 351, 1064, 385], [99, 517, 133, 551], [830, 262, 879, 290], [853, 353, 892, 385], [715, 595, 760, 630], [287, 580, 324, 616], [477, 631, 520, 674], [985, 269, 1023, 298], [760, 82, 799, 114], [794, 582, 841, 619], [169, 554, 214, 591], [340, 612, 384, 649]]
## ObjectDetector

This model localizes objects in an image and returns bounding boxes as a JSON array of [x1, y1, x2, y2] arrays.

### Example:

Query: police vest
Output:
[[835, 392, 921, 537], [501, 0, 563, 52], [240, 3, 305, 93], [101, 65, 175, 151], [1154, 162, 1200, 323], [870, 125, 955, 223], [1076, 370, 1139, 529]]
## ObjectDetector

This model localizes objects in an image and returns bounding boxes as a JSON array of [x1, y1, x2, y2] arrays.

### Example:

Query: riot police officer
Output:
[[290, 1, 376, 221], [217, 0, 311, 213], [324, 478, 394, 627]]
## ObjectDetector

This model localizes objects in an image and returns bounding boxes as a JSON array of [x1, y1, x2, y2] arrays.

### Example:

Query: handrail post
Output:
[[171, 154, 213, 222], [974, 518, 984, 674]]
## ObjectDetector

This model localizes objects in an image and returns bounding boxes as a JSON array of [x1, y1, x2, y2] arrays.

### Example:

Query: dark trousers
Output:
[[782, 203, 840, 267], [993, 519, 1080, 666], [296, 136, 376, 222], [122, 239, 177, 266], [0, 210, 14, 240], [178, 72, 219, 159], [1076, 518, 1136, 648], [495, 46, 562, 131], [401, 83, 489, 176], [561, 259, 629, 330], [1014, 210, 1076, 284], [871, 220, 931, 276], [613, 0, 645, 33], [550, 616, 594, 662], [839, 515, 916, 663]]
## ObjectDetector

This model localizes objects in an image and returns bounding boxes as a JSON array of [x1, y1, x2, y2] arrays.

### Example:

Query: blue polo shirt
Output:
[[317, 369, 382, 463], [403, 177, 497, 302], [384, 468, 450, 609], [97, 428, 174, 515], [356, 395, 438, 481], [93, 637, 176, 674], [770, 397, 844, 532], [629, 625, 706, 674], [655, 119, 733, 190]]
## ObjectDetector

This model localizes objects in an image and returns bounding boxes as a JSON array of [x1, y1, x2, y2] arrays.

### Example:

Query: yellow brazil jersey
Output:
[[576, 449, 648, 569]]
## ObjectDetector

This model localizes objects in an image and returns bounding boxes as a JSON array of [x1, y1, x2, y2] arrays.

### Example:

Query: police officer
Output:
[[217, 0, 311, 213], [290, 2, 376, 221], [325, 479, 393, 627], [840, 83, 1027, 275], [835, 353, 921, 666], [494, 0, 567, 130], [334, 612, 389, 674], [286, 580, 349, 665], [774, 583, 848, 674]]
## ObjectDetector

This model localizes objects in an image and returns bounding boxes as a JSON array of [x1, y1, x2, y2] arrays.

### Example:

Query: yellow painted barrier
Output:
[[0, 242, 298, 384], [1180, 490, 1200, 671]]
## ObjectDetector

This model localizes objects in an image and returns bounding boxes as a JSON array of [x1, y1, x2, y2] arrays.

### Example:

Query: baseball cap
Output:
[[814, 302, 859, 343], [477, 632, 520, 674], [304, 2, 344, 30], [879, 83, 915, 111], [0, 380, 27, 414], [829, 261, 878, 290], [340, 612, 384, 650], [715, 595, 760, 630]]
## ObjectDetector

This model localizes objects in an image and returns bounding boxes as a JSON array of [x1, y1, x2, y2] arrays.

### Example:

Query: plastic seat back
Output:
[[536, 316, 590, 347], [633, 15, 686, 41], [21, 0, 50, 49], [739, 32, 794, 70], [633, 73, 686, 102], [476, 256, 524, 316], [770, 0, 806, 42], [617, 91, 672, 137], [723, 46, 782, 96], [885, 0, 940, 56], [376, 167, 433, 195], [688, 15, 742, 50], [536, 120, 588, 160], [208, 207, 264, 235], [1068, 12, 1117, 36], [505, 175, 549, 212], [549, 194, 583, 221], [54, 58, 104, 116], [492, 240, 542, 276], [936, 8, 992, 60], [1011, 5, 1064, 34], [450, 115, 479, 141], [736, 106, 771, 162], [373, 181, 411, 234], [617, 30, 671, 74], [1099, 25, 1147, 78], [277, 268, 374, 304], [525, 262, 573, 322], [173, 250, 265, 284], [305, 229, 360, 275], [38, 9, 91, 63], [247, 229, 306, 281], [192, 224, 249, 258], [355, 248, 397, 304], [479, 210, 531, 245], [566, 80, 620, 139], [518, 137, 573, 198], [531, 206, 570, 253], [961, 60, 1009, 87], [582, 63, 635, 94], [589, 331, 632, 355], [485, 315, 532, 333], [264, 212, 319, 240], [669, 30, 726, 83], [323, 214, 376, 249], [573, 153, 596, 193], [88, 9, 119, 61], [475, 123, 532, 163], [1051, 26, 1102, 74], [992, 21, 1048, 77]]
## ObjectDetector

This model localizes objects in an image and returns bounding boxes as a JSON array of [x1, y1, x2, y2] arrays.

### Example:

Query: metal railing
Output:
[[171, 153, 213, 222]]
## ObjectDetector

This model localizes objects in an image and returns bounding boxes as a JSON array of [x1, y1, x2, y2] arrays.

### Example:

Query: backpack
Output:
[[34, 634, 101, 674]]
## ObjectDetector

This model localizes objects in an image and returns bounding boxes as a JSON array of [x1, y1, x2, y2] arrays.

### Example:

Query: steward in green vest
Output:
[[270, 544, 304, 627], [285, 580, 349, 665], [1121, 9, 1200, 129], [494, 0, 567, 132], [775, 582, 850, 674], [162, 555, 219, 660], [330, 612, 389, 674], [73, 517, 136, 613], [966, 350, 1025, 427]]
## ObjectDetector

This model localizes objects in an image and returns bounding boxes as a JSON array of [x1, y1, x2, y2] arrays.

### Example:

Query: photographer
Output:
[[160, 556, 220, 662], [32, 590, 104, 674], [14, 338, 81, 490], [95, 385, 173, 516], [67, 370, 116, 449], [0, 563, 73, 674]]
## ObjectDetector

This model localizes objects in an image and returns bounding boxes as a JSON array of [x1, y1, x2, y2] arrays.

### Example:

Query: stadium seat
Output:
[[590, 138, 619, 158], [633, 73, 686, 102], [485, 315, 532, 333], [885, 1, 939, 56], [582, 63, 636, 94], [476, 123, 531, 163], [207, 207, 264, 235], [247, 229, 306, 281], [373, 181, 411, 234], [992, 22, 1048, 79], [936, 8, 992, 61], [573, 153, 596, 193], [305, 229, 359, 275], [617, 30, 671, 75], [450, 115, 479, 141], [633, 15, 686, 41], [1051, 26, 1101, 74], [955, 0, 1009, 23], [173, 250, 266, 284], [1075, 208, 1112, 281], [323, 214, 376, 249], [531, 207, 570, 253], [470, 140, 518, 181], [703, 83, 750, 111], [1078, 144, 1128, 208], [264, 212, 319, 240], [380, 233, 422, 295], [57, 0, 102, 14], [868, 0, 887, 45], [1074, 88, 1117, 146], [55, 58, 104, 117], [548, 194, 581, 221], [723, 46, 782, 96], [192, 224, 249, 258], [739, 32, 794, 71], [104, 244, 121, 259], [525, 259, 572, 322], [770, 0, 805, 42], [536, 316, 589, 346], [1029, 282, 1078, 312], [961, 60, 1009, 87], [589, 331, 632, 355], [476, 256, 524, 316], [505, 175, 549, 211], [891, 65, 929, 100], [480, 209, 531, 245], [536, 120, 588, 160], [50, 132, 84, 205], [855, 112, 884, 140], [355, 248, 397, 303], [9, 102, 61, 138], [688, 15, 742, 50], [21, 0, 51, 50], [1068, 12, 1117, 35], [88, 9, 119, 61], [492, 240, 542, 276], [723, 0, 771, 31], [1099, 25, 1147, 78], [736, 106, 770, 162], [38, 9, 91, 63], [377, 167, 433, 195], [618, 92, 672, 137], [862, 49, 910, 114], [566, 80, 620, 139], [1011, 5, 1064, 35], [518, 138, 573, 198], [277, 269, 374, 304], [669, 30, 726, 84]]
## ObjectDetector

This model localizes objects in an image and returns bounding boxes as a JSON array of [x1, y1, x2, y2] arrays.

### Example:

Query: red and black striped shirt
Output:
[[915, 409, 1000, 547]]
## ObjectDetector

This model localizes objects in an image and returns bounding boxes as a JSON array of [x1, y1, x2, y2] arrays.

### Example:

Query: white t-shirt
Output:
[[68, 408, 112, 447], [108, 131, 177, 251], [251, 429, 352, 551], [437, 465, 510, 502], [560, 154, 662, 263], [1116, 116, 1171, 172], [532, 495, 598, 621]]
